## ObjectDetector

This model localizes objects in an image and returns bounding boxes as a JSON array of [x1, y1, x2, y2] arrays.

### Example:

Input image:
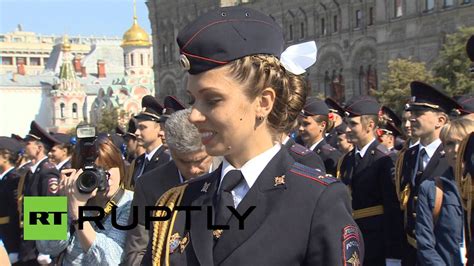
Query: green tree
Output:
[[96, 107, 119, 133], [432, 26, 474, 96], [371, 58, 435, 114]]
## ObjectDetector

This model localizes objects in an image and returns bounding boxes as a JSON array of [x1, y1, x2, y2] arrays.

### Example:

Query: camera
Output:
[[75, 125, 109, 194]]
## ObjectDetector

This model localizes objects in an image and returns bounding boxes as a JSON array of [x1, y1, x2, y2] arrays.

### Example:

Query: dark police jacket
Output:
[[142, 148, 363, 266], [311, 139, 341, 176], [416, 176, 464, 266], [283, 137, 326, 172], [19, 157, 60, 262], [131, 145, 170, 187], [399, 143, 450, 251], [0, 168, 21, 254], [338, 140, 404, 264], [124, 160, 182, 265]]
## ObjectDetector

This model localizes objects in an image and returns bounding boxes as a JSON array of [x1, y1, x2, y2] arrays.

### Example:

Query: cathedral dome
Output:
[[121, 17, 151, 47]]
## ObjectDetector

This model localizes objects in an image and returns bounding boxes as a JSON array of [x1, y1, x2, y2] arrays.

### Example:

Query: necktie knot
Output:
[[220, 170, 244, 192]]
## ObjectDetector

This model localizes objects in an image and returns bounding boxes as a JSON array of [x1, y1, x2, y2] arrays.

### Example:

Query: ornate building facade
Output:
[[0, 6, 154, 135], [148, 0, 474, 103]]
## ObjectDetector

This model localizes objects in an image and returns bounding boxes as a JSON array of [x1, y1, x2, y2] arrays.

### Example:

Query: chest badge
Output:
[[201, 182, 211, 193], [274, 175, 285, 186], [169, 232, 181, 254]]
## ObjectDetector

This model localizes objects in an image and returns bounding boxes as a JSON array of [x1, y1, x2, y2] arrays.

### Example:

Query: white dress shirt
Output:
[[220, 144, 281, 207]]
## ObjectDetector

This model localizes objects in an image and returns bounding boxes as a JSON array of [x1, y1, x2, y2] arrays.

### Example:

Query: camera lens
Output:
[[77, 170, 99, 194]]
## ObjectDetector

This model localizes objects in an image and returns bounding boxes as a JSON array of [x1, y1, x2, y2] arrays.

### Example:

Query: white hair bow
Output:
[[280, 41, 317, 75]]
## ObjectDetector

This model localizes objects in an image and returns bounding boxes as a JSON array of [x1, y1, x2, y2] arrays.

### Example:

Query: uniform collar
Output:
[[419, 138, 442, 159], [356, 138, 376, 158], [145, 144, 162, 161], [30, 157, 48, 173], [409, 139, 420, 148], [282, 135, 290, 145], [221, 144, 281, 190], [0, 167, 15, 181], [55, 157, 70, 170], [309, 138, 324, 151]]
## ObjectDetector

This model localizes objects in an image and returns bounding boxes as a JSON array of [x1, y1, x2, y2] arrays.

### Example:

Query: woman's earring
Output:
[[257, 116, 264, 121]]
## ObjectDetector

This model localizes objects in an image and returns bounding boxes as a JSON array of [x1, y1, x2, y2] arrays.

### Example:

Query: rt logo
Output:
[[24, 197, 68, 240]]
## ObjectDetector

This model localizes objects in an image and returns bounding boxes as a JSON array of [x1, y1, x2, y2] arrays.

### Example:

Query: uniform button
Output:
[[414, 196, 418, 201], [412, 213, 416, 218], [412, 230, 416, 235]]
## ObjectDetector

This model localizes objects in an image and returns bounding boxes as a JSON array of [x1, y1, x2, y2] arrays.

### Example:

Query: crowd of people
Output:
[[0, 6, 473, 266]]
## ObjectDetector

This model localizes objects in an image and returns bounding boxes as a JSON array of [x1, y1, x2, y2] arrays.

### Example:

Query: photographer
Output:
[[36, 133, 133, 265]]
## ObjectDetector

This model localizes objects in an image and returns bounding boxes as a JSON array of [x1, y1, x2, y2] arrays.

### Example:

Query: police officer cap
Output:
[[301, 98, 329, 117], [52, 133, 74, 146], [135, 95, 164, 122], [467, 35, 474, 62], [379, 122, 402, 137], [124, 118, 138, 140], [162, 96, 186, 118], [407, 81, 460, 114], [0, 136, 23, 154], [10, 133, 24, 143], [344, 95, 381, 117], [24, 121, 57, 150], [177, 6, 284, 74], [324, 97, 345, 117], [455, 94, 474, 115], [380, 106, 402, 128]]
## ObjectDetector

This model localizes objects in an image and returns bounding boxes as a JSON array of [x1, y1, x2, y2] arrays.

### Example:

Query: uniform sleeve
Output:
[[82, 197, 132, 265], [124, 180, 149, 265], [304, 182, 364, 266], [379, 155, 404, 259], [39, 167, 61, 196], [415, 180, 446, 266]]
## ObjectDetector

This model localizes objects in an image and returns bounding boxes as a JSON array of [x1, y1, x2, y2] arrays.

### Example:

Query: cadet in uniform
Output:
[[129, 96, 170, 188], [415, 118, 474, 265], [124, 109, 219, 265], [0, 137, 22, 264], [299, 97, 341, 175], [49, 133, 73, 171], [325, 97, 347, 148], [378, 106, 404, 154], [397, 81, 461, 265], [143, 6, 362, 265], [18, 121, 61, 265], [338, 95, 404, 266]]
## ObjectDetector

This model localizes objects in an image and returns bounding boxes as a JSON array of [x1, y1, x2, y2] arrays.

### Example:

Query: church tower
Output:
[[50, 35, 87, 133], [121, 0, 152, 77]]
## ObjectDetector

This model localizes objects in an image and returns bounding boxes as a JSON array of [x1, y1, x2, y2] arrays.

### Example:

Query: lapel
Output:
[[190, 166, 221, 266], [314, 139, 327, 154], [354, 140, 378, 175], [418, 144, 445, 185], [213, 148, 293, 265], [403, 145, 419, 185], [145, 145, 165, 171], [132, 154, 145, 179]]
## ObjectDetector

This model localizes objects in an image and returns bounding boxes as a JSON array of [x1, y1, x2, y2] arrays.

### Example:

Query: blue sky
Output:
[[0, 0, 152, 37]]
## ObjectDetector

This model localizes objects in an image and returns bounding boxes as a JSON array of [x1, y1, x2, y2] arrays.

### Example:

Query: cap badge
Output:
[[180, 54, 191, 71], [274, 175, 285, 186], [411, 96, 416, 102], [201, 182, 211, 193]]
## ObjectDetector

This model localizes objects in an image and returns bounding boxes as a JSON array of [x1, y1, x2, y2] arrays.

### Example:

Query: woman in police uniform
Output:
[[143, 6, 363, 266]]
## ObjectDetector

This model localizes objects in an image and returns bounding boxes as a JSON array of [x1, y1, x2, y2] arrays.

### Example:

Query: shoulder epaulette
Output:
[[290, 144, 311, 156], [322, 144, 336, 152], [375, 144, 390, 155], [289, 162, 337, 186], [42, 161, 56, 170]]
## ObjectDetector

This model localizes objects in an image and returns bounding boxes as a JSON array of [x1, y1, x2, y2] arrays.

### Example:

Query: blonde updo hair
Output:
[[226, 54, 309, 134], [440, 117, 474, 144]]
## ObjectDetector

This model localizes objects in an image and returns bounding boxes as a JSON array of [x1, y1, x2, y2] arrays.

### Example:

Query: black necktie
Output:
[[417, 148, 427, 176], [355, 152, 362, 167], [214, 170, 244, 226]]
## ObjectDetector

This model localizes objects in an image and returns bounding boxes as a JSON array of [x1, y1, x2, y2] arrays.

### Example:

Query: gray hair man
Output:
[[124, 108, 220, 265]]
